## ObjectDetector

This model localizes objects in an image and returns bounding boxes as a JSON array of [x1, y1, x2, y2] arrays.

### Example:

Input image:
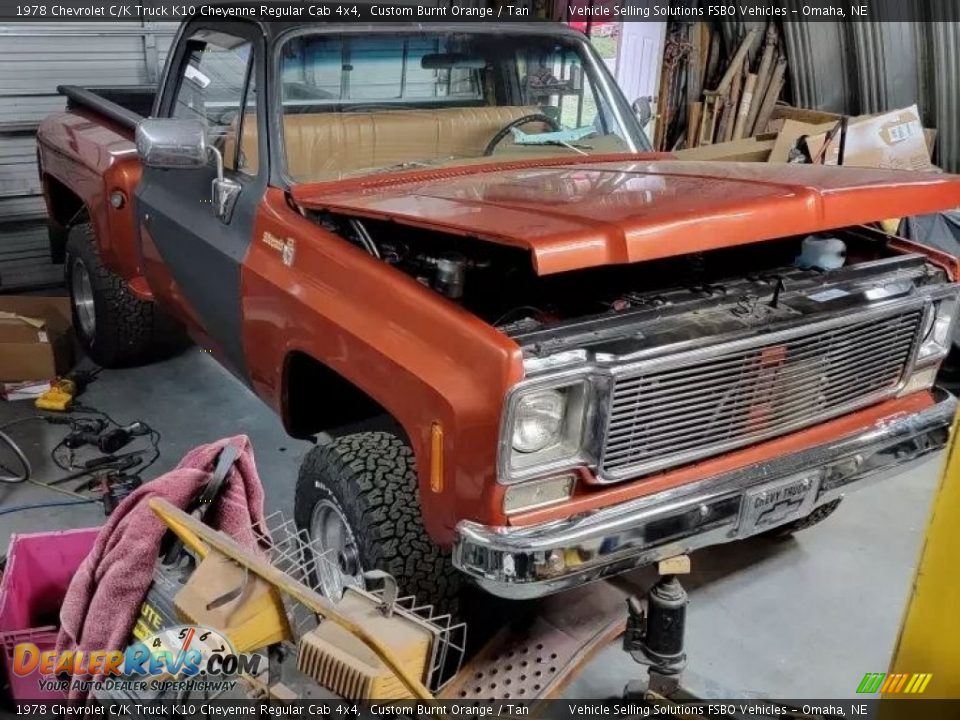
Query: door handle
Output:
[[209, 146, 241, 224], [212, 177, 241, 224]]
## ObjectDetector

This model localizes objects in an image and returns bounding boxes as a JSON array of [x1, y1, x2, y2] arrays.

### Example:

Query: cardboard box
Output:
[[805, 105, 935, 171], [843, 105, 934, 170], [0, 296, 74, 382], [768, 119, 841, 163], [676, 134, 777, 162]]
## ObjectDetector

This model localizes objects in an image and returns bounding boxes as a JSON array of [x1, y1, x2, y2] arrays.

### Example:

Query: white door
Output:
[[615, 22, 666, 104]]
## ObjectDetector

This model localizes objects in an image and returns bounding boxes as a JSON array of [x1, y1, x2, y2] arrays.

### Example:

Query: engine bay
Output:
[[315, 212, 946, 356]]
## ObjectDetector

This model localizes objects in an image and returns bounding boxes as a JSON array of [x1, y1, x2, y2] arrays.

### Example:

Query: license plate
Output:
[[739, 474, 820, 536]]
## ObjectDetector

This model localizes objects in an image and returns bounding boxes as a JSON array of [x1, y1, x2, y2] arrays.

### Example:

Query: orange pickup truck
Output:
[[36, 19, 960, 607]]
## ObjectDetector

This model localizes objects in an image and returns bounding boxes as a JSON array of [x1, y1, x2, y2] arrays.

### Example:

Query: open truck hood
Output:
[[291, 158, 960, 275]]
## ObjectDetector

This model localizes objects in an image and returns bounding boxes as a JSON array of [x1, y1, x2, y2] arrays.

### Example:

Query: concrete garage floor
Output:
[[0, 346, 942, 700]]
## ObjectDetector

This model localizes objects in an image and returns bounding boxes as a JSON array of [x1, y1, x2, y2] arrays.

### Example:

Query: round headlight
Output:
[[512, 390, 565, 453]]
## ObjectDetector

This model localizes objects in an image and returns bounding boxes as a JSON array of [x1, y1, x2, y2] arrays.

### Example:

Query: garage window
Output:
[[280, 35, 483, 106]]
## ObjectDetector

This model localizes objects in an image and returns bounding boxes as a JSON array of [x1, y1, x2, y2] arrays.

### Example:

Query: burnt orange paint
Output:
[[37, 110, 146, 286], [241, 189, 523, 542], [889, 237, 960, 281], [127, 276, 154, 302], [293, 160, 960, 276]]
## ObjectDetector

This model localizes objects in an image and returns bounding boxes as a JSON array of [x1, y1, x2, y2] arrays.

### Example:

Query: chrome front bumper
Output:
[[453, 389, 957, 599]]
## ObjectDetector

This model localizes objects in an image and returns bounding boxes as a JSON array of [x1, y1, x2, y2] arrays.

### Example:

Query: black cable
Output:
[[0, 416, 47, 484], [50, 439, 70, 471], [0, 430, 31, 483], [1, 405, 161, 490], [78, 406, 162, 474], [141, 427, 162, 476], [71, 403, 122, 428], [55, 429, 159, 483], [0, 430, 33, 485], [0, 498, 98, 517], [47, 450, 147, 487], [0, 416, 48, 431]]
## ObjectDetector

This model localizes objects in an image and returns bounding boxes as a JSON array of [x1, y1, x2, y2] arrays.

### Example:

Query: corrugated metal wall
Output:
[[783, 19, 960, 173], [925, 18, 960, 178], [0, 22, 177, 290]]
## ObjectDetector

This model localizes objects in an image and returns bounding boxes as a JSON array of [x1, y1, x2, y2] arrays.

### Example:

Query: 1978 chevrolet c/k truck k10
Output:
[[37, 19, 960, 607]]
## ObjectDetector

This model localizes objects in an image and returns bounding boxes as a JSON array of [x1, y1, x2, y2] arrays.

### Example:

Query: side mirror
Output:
[[632, 96, 653, 128], [136, 118, 240, 224], [135, 118, 208, 168]]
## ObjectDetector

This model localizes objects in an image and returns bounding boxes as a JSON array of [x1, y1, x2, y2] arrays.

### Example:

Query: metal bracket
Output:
[[205, 562, 250, 613], [161, 443, 241, 565], [362, 570, 398, 617], [195, 443, 241, 521]]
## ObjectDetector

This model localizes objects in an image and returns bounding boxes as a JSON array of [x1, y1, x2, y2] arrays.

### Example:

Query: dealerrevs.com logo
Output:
[[13, 625, 261, 694]]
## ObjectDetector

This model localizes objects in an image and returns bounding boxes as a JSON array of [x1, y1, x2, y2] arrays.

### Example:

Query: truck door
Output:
[[136, 24, 267, 380]]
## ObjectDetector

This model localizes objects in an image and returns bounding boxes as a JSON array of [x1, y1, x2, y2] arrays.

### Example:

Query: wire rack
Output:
[[260, 511, 467, 693]]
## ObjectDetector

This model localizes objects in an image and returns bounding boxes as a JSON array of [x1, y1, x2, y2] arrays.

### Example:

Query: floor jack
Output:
[[623, 557, 837, 720], [622, 556, 695, 702]]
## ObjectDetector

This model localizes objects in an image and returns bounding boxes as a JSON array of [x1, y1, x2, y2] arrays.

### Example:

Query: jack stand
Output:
[[623, 555, 699, 701], [621, 556, 835, 720]]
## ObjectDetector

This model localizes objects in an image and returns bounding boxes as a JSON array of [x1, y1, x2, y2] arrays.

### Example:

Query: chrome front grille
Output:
[[600, 307, 924, 481]]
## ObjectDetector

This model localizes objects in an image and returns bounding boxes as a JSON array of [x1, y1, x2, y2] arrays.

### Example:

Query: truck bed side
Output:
[[36, 88, 150, 290]]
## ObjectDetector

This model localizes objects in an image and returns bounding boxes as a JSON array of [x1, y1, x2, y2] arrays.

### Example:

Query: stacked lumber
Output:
[[676, 104, 938, 171], [653, 22, 786, 152]]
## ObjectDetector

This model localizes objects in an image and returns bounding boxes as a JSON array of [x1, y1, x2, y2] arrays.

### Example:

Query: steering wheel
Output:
[[483, 113, 561, 156]]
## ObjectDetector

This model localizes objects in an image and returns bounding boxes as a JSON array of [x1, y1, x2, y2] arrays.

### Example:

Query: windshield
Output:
[[277, 30, 649, 182]]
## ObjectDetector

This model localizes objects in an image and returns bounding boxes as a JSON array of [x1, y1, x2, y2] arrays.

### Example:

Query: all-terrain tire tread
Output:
[[295, 431, 460, 613], [65, 223, 179, 367], [765, 498, 843, 539]]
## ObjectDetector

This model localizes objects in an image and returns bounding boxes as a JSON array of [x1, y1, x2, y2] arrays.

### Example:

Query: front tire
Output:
[[937, 344, 960, 392], [762, 498, 843, 539], [294, 432, 461, 615], [65, 222, 181, 367]]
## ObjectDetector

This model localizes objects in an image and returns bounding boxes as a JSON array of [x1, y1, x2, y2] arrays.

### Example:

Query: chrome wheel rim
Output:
[[71, 258, 96, 340], [309, 499, 363, 582]]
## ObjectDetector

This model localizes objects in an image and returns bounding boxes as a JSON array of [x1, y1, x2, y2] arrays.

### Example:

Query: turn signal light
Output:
[[430, 422, 443, 493]]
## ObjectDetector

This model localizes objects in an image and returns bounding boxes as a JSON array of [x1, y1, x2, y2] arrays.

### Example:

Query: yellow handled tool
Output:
[[34, 377, 78, 411]]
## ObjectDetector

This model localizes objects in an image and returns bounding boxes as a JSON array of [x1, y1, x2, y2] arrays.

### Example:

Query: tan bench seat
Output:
[[228, 105, 539, 180]]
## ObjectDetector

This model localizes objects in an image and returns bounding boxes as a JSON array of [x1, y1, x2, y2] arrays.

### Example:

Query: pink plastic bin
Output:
[[0, 528, 98, 701]]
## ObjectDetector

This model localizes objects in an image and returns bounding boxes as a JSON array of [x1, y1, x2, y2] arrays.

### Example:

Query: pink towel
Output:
[[56, 435, 270, 698]]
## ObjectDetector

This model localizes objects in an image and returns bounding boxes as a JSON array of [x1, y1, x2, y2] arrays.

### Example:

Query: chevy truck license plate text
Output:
[[740, 475, 820, 536]]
